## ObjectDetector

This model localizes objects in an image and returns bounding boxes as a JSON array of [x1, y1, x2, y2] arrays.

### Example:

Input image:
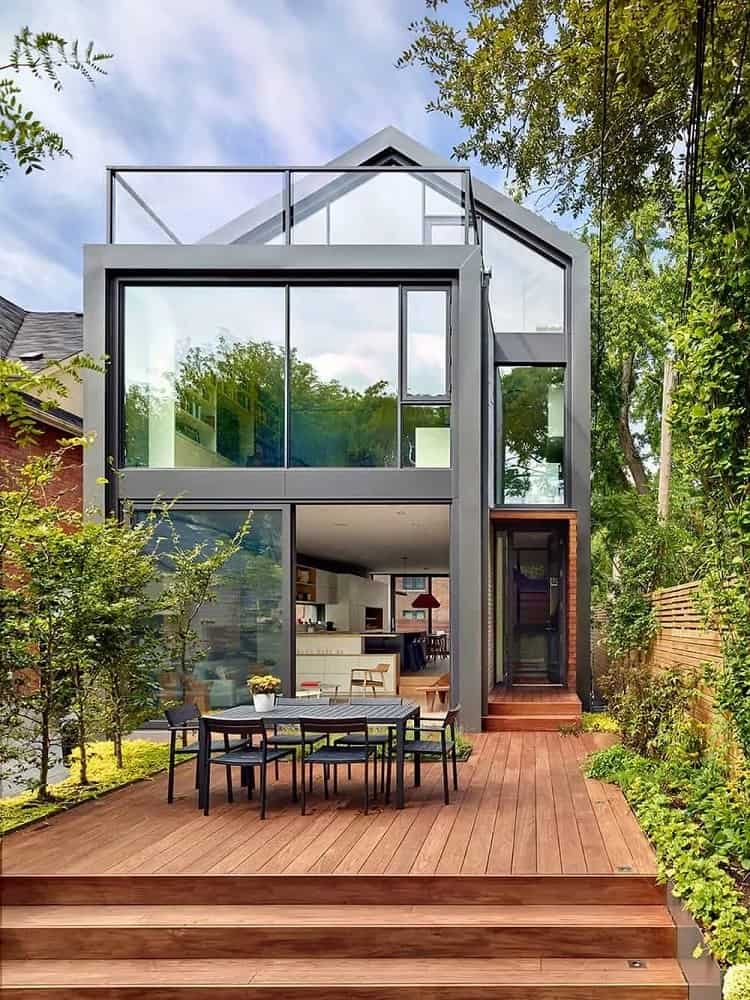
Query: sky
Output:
[[0, 0, 567, 314]]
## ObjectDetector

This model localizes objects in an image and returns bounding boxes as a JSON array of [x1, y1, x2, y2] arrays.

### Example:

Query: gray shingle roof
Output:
[[0, 295, 83, 371]]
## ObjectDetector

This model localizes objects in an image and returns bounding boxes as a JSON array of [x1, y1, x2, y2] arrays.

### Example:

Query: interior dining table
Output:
[[197, 698, 422, 810]]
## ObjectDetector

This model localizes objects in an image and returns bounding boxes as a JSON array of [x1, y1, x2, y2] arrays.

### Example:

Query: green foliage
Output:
[[0, 740, 171, 835], [0, 26, 111, 177], [0, 356, 102, 446], [597, 659, 701, 757], [671, 100, 750, 756], [585, 742, 750, 966], [399, 1, 748, 222], [725, 965, 750, 1000]]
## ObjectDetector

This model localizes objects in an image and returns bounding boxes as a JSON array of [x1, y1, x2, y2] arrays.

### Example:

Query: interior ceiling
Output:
[[295, 504, 450, 575]]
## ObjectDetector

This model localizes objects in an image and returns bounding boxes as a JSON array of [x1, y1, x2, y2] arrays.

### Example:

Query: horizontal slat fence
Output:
[[647, 583, 722, 724]]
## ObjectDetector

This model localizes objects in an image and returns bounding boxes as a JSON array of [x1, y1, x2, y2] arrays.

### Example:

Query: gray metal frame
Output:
[[84, 126, 590, 730]]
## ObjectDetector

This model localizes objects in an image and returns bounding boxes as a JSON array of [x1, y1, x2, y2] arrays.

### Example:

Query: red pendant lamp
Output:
[[411, 592, 441, 609]]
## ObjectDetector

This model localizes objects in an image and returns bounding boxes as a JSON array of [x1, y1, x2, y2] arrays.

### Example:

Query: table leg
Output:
[[395, 719, 406, 809], [197, 717, 208, 811], [413, 706, 421, 788]]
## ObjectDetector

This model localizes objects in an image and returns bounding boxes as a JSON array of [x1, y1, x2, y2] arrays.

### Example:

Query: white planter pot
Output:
[[252, 692, 275, 713]]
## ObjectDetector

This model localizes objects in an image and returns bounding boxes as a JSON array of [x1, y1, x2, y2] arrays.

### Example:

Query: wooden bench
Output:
[[411, 672, 451, 711]]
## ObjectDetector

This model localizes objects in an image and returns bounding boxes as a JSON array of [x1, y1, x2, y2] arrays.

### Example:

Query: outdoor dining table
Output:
[[197, 699, 422, 810]]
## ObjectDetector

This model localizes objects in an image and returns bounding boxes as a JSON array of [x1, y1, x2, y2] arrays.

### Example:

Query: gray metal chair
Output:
[[266, 697, 331, 783], [164, 703, 244, 804], [300, 717, 378, 815], [201, 717, 297, 820], [403, 705, 461, 805], [336, 697, 401, 799]]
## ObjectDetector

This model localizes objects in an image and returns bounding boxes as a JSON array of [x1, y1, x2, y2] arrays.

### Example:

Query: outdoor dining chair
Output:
[[300, 717, 379, 815], [403, 705, 461, 805], [201, 717, 297, 820], [335, 696, 401, 799], [164, 703, 246, 805], [266, 696, 330, 782]]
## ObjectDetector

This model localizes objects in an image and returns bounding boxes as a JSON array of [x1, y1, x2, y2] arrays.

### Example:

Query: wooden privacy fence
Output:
[[646, 581, 722, 725]]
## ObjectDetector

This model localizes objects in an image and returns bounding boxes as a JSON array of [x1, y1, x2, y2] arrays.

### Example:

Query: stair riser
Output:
[[0, 986, 689, 999], [2, 926, 676, 961], [482, 716, 577, 732], [487, 703, 581, 717], [0, 875, 666, 906]]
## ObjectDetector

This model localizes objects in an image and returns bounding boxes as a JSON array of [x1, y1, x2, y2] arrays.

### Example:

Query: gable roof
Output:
[[0, 295, 83, 372], [200, 125, 585, 259]]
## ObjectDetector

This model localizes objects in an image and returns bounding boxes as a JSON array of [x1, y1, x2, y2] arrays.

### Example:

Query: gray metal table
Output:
[[198, 700, 421, 810]]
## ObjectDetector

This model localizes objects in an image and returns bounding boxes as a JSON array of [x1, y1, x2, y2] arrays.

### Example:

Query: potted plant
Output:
[[248, 673, 282, 713]]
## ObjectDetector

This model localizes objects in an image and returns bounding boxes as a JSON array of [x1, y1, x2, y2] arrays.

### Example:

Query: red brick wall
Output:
[[0, 416, 83, 511]]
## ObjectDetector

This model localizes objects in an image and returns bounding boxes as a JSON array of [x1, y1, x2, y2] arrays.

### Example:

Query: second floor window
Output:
[[122, 282, 451, 471]]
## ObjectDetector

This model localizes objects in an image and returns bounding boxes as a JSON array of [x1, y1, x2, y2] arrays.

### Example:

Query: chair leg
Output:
[[275, 758, 279, 781], [333, 763, 338, 794], [194, 752, 200, 790], [442, 750, 450, 805], [291, 754, 298, 803], [226, 765, 234, 804], [260, 763, 268, 820], [308, 762, 313, 793], [323, 764, 330, 800], [301, 762, 307, 815], [347, 763, 352, 780], [452, 744, 459, 790], [385, 744, 392, 805], [246, 767, 252, 800], [372, 753, 378, 796], [364, 757, 369, 815]]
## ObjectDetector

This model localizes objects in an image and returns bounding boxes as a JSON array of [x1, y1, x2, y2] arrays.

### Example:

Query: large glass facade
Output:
[[497, 366, 565, 504], [483, 221, 565, 333], [290, 286, 399, 467], [147, 509, 283, 711], [124, 285, 286, 468]]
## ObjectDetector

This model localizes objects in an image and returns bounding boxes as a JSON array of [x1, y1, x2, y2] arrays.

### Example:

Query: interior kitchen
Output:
[[294, 504, 450, 700]]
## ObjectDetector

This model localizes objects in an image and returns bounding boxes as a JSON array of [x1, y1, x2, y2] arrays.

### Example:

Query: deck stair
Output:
[[1, 873, 687, 997], [483, 687, 583, 732]]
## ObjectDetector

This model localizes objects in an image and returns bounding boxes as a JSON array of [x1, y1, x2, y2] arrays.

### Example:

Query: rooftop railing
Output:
[[105, 165, 480, 248]]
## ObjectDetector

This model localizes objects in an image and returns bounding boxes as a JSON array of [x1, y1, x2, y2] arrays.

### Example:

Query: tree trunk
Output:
[[618, 355, 650, 494], [74, 662, 89, 786], [38, 704, 50, 801], [657, 357, 674, 522]]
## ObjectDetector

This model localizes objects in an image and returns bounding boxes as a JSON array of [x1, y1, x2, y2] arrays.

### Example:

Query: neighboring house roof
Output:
[[0, 294, 83, 371], [0, 295, 84, 434]]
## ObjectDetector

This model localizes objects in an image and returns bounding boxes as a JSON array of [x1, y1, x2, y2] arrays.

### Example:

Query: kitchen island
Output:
[[295, 632, 399, 696]]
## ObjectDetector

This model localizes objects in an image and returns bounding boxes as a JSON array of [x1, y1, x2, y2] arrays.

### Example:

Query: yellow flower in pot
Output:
[[248, 674, 282, 713]]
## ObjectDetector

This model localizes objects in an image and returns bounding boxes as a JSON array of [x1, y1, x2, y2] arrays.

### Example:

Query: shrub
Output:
[[725, 966, 750, 1000]]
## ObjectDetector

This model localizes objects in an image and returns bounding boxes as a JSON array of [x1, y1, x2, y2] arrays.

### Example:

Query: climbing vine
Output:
[[671, 99, 750, 757]]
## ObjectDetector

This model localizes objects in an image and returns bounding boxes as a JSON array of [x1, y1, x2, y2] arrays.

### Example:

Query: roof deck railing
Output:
[[105, 165, 480, 248]]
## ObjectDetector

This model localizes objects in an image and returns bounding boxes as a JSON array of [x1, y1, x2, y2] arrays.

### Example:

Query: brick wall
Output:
[[0, 416, 83, 511]]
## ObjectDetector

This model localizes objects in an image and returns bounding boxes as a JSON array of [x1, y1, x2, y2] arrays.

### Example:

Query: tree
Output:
[[1, 26, 111, 178], [399, 0, 749, 222]]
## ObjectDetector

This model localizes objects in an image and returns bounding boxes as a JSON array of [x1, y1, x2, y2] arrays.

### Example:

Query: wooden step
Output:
[[483, 715, 579, 732], [487, 700, 581, 717], [0, 874, 666, 907], [1, 904, 676, 960], [0, 958, 689, 998]]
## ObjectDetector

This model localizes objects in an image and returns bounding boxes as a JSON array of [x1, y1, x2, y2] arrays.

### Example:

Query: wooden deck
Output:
[[2, 731, 655, 876]]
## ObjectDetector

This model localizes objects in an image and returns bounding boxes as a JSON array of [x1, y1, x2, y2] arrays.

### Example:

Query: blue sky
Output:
[[0, 0, 568, 313]]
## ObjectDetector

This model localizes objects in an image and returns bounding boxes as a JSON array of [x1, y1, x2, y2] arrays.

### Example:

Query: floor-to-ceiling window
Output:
[[143, 508, 284, 711]]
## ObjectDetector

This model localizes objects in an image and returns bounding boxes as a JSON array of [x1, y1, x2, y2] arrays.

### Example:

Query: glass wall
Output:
[[122, 282, 451, 470], [124, 285, 286, 468], [497, 366, 565, 504], [290, 286, 399, 467], [483, 221, 565, 333], [147, 509, 283, 711]]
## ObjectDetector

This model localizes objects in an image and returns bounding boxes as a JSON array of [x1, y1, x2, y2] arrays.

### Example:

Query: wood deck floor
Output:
[[2, 732, 655, 877]]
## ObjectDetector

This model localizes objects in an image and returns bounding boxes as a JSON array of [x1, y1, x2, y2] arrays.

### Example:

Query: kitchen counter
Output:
[[296, 631, 400, 695]]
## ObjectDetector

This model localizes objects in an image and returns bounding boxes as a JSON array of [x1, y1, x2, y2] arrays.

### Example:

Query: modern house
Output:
[[0, 295, 84, 509], [83, 126, 590, 733]]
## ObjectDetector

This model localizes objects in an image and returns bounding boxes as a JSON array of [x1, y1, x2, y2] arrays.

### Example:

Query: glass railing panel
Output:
[[112, 170, 284, 245]]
